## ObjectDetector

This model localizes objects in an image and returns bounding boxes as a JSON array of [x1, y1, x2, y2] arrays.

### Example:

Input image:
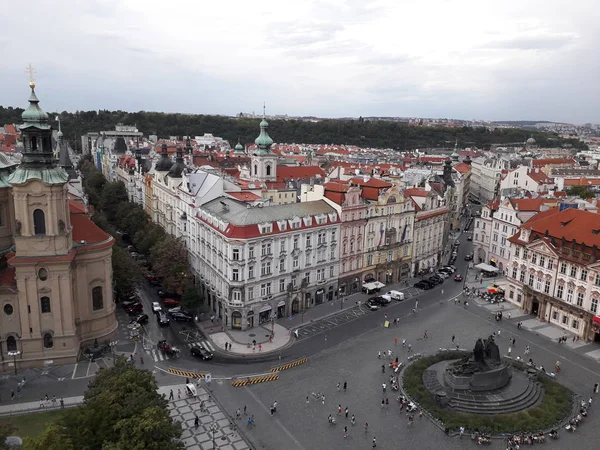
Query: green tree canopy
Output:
[[26, 360, 182, 450], [116, 203, 149, 238], [100, 181, 129, 222], [566, 185, 595, 199], [112, 245, 142, 301], [134, 222, 166, 256], [150, 236, 190, 294], [181, 284, 203, 313]]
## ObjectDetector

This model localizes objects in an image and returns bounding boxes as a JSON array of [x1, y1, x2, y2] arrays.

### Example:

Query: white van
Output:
[[384, 290, 404, 301]]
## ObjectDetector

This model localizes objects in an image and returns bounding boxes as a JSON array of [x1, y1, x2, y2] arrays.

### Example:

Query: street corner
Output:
[[69, 357, 113, 380]]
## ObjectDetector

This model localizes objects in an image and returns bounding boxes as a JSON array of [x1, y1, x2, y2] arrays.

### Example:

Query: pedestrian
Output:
[[270, 405, 274, 416], [452, 335, 455, 343], [424, 330, 428, 339], [497, 329, 501, 337], [306, 395, 309, 404], [408, 343, 412, 353], [365, 422, 369, 433], [39, 398, 45, 409], [344, 425, 348, 438], [378, 350, 381, 359], [508, 346, 512, 356], [258, 343, 262, 352], [177, 388, 182, 399], [372, 436, 377, 448], [343, 381, 347, 392], [573, 335, 576, 343], [381, 398, 384, 408], [589, 397, 593, 406], [140, 355, 144, 365], [394, 337, 398, 346], [236, 408, 241, 419], [60, 398, 64, 409], [16, 385, 21, 399], [418, 408, 423, 419], [351, 414, 355, 425], [322, 394, 325, 405], [594, 383, 599, 394], [382, 383, 386, 393], [512, 338, 516, 346], [194, 415, 199, 429], [10, 389, 14, 401], [169, 389, 174, 400], [385, 398, 389, 407], [381, 364, 385, 373], [388, 349, 392, 358], [252, 343, 256, 352], [459, 426, 465, 438], [525, 345, 530, 355], [345, 407, 349, 418], [338, 404, 342, 415], [52, 395, 56, 405], [273, 401, 277, 413], [402, 338, 406, 347], [337, 382, 341, 392], [244, 405, 247, 415]]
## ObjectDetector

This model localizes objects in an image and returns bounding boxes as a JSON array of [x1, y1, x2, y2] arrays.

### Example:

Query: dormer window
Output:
[[259, 223, 273, 234]]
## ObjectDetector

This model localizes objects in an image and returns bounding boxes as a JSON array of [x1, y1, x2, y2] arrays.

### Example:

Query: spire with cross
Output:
[[25, 63, 36, 88], [263, 102, 266, 118]]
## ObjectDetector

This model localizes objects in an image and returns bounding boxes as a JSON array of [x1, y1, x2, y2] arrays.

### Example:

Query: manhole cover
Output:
[[248, 333, 256, 337]]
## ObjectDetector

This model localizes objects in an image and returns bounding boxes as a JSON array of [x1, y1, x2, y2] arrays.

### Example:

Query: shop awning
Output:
[[259, 305, 272, 313], [593, 316, 600, 324], [475, 263, 499, 273]]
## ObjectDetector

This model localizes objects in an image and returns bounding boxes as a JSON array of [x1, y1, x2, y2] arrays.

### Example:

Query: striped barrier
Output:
[[269, 357, 308, 373], [167, 368, 206, 379], [231, 373, 279, 387]]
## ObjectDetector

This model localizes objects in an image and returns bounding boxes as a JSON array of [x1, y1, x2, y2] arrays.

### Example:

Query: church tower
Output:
[[251, 117, 277, 182]]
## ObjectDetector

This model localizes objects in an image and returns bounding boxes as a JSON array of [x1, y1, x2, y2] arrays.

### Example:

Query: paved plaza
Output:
[[168, 386, 250, 450], [210, 295, 600, 449]]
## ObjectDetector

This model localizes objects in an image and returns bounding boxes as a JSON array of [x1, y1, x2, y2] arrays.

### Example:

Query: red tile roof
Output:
[[4, 125, 16, 134], [518, 207, 600, 248], [349, 177, 392, 189], [527, 170, 553, 184], [454, 163, 471, 174], [277, 166, 325, 180], [227, 192, 262, 202], [531, 158, 576, 168], [486, 199, 500, 211], [69, 201, 113, 248], [509, 198, 556, 211], [404, 188, 429, 197], [563, 178, 600, 186]]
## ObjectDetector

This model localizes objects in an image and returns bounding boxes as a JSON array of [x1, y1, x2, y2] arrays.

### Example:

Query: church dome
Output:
[[526, 137, 536, 145], [255, 118, 274, 149], [155, 144, 174, 171], [167, 147, 185, 178], [21, 86, 49, 124]]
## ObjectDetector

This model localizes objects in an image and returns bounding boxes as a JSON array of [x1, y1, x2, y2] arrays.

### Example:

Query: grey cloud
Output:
[[283, 39, 369, 59], [482, 34, 577, 50]]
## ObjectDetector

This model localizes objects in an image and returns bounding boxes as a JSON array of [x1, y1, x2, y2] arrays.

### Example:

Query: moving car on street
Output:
[[191, 345, 213, 360], [170, 311, 194, 322], [152, 302, 162, 313], [454, 274, 463, 282]]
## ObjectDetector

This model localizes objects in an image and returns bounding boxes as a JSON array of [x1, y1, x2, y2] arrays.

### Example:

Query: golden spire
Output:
[[25, 63, 36, 89]]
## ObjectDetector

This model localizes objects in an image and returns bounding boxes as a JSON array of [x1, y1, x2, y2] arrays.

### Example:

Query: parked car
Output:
[[454, 274, 463, 282], [442, 266, 455, 274], [429, 275, 444, 284], [383, 290, 404, 301], [414, 281, 433, 290], [149, 279, 162, 287], [366, 299, 381, 310], [436, 272, 449, 279], [132, 313, 149, 325], [158, 290, 180, 299], [163, 297, 182, 307], [151, 302, 162, 313], [157, 312, 170, 326], [125, 303, 143, 315], [168, 306, 185, 314], [467, 236, 473, 241], [369, 296, 390, 306], [191, 346, 213, 360], [170, 311, 194, 322]]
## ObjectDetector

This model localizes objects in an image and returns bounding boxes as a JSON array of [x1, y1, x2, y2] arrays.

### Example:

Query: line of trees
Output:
[[0, 105, 587, 151], [26, 360, 183, 450], [78, 155, 203, 311]]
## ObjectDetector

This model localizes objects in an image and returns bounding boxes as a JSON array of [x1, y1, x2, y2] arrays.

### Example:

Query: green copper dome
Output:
[[235, 142, 243, 151], [21, 87, 50, 126], [254, 118, 273, 154]]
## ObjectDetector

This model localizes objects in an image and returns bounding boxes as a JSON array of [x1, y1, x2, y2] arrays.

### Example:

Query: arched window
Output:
[[40, 296, 51, 313], [43, 333, 53, 349], [266, 165, 271, 176], [253, 165, 258, 175], [33, 209, 46, 235], [31, 136, 37, 151], [92, 286, 104, 311], [6, 336, 16, 352]]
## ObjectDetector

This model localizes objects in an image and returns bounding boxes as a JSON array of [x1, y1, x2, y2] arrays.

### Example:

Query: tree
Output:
[[566, 185, 595, 199], [27, 360, 183, 450], [150, 236, 190, 294], [100, 181, 129, 222], [181, 284, 203, 314], [116, 203, 149, 238], [134, 223, 165, 256], [112, 245, 142, 301]]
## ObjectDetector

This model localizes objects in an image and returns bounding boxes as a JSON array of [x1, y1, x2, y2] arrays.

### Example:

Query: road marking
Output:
[[71, 363, 78, 380]]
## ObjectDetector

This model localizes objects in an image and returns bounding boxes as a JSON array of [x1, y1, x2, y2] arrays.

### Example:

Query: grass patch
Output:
[[0, 409, 65, 441], [403, 351, 573, 433]]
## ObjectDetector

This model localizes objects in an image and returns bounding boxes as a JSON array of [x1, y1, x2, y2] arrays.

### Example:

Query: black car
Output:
[[191, 346, 213, 360], [428, 276, 444, 285], [157, 312, 170, 326], [368, 296, 390, 306], [121, 299, 140, 310], [170, 311, 194, 322], [465, 253, 474, 261], [125, 303, 143, 315], [131, 314, 149, 325], [414, 280, 433, 290], [158, 290, 180, 299]]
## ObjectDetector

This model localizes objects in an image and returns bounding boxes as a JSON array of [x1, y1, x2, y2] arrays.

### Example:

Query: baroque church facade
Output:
[[0, 82, 117, 370]]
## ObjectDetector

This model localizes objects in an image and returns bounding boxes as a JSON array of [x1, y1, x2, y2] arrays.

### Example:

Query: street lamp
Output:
[[7, 351, 20, 375], [339, 287, 344, 311]]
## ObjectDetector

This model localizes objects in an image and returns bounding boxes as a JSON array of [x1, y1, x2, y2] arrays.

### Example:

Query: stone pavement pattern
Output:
[[168, 386, 250, 450]]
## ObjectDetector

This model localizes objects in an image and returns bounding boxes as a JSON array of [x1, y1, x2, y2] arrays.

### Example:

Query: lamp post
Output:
[[339, 287, 344, 311], [7, 350, 20, 375]]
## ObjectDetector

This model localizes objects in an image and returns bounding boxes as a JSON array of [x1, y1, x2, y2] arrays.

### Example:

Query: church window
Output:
[[40, 296, 51, 313], [6, 336, 16, 352], [43, 333, 54, 349], [266, 165, 272, 176], [33, 209, 46, 235], [253, 165, 258, 175], [31, 136, 37, 151], [38, 268, 48, 281], [92, 287, 104, 311], [3, 304, 13, 315]]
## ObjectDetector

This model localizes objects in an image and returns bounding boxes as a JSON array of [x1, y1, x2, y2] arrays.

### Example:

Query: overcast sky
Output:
[[0, 0, 597, 123]]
